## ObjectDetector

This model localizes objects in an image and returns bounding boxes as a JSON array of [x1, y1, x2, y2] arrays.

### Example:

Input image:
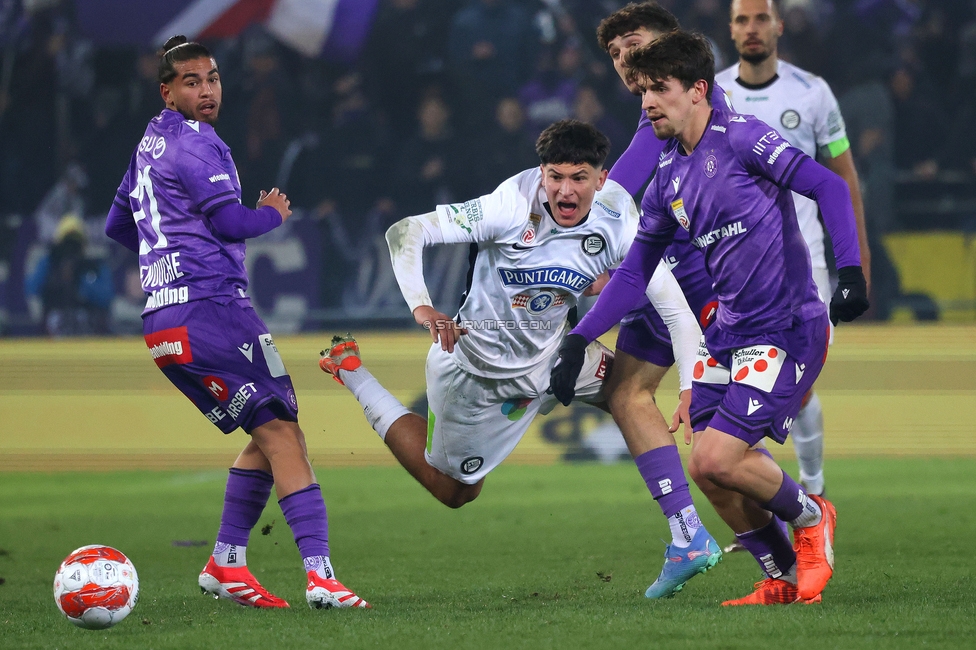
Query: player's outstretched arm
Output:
[[386, 212, 466, 352], [785, 156, 869, 323], [257, 188, 292, 222], [644, 259, 700, 393], [208, 198, 285, 241], [549, 233, 668, 406]]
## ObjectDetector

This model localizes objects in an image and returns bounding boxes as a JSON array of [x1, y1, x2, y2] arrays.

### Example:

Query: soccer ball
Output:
[[53, 545, 139, 630]]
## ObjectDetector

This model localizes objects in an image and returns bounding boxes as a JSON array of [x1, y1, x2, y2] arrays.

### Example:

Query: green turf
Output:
[[1, 459, 974, 649]]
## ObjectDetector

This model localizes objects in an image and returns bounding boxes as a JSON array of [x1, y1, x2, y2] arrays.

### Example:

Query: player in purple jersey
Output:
[[550, 31, 868, 605], [590, 2, 728, 600], [103, 36, 368, 610]]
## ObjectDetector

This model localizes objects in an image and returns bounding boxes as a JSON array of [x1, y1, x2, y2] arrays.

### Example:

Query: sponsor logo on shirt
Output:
[[226, 382, 258, 421], [209, 173, 231, 183], [693, 338, 730, 385], [497, 266, 594, 292], [691, 222, 748, 249], [766, 141, 790, 165], [446, 199, 485, 233], [145, 326, 192, 368], [512, 290, 565, 314], [710, 125, 726, 133], [203, 375, 229, 401], [659, 156, 674, 169], [671, 198, 691, 231], [752, 130, 781, 156], [827, 109, 844, 136], [593, 200, 620, 218], [731, 345, 786, 393], [145, 285, 189, 309], [138, 135, 166, 159], [745, 95, 769, 102]]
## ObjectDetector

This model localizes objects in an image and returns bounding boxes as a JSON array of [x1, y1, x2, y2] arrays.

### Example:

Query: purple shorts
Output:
[[689, 312, 830, 446], [143, 298, 299, 434], [616, 300, 675, 367]]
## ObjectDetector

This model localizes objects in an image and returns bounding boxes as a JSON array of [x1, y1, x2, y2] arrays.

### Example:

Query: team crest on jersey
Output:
[[460, 456, 484, 474], [581, 234, 605, 256], [731, 346, 786, 393], [781, 109, 801, 130], [704, 154, 718, 178], [671, 199, 691, 231]]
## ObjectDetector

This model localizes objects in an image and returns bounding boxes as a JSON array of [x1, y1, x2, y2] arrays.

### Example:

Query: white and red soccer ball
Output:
[[53, 545, 139, 629]]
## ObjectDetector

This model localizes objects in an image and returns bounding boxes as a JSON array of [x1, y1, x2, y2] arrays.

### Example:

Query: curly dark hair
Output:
[[624, 31, 714, 105], [596, 2, 679, 52], [535, 120, 611, 169]]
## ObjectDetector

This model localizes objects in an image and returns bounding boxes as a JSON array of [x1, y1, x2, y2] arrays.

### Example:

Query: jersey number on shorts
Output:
[[131, 164, 168, 254]]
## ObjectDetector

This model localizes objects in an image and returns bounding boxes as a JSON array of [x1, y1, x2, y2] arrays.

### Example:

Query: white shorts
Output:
[[424, 340, 612, 484], [812, 266, 835, 345]]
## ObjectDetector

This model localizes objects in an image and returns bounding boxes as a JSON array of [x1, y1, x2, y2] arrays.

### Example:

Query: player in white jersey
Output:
[[715, 0, 871, 499], [319, 120, 700, 511]]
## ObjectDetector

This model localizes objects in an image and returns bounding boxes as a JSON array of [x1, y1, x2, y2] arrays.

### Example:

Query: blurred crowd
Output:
[[1, 0, 975, 334]]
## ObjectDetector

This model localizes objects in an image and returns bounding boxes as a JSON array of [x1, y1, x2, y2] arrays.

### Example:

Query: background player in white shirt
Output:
[[715, 0, 872, 498], [319, 120, 701, 520]]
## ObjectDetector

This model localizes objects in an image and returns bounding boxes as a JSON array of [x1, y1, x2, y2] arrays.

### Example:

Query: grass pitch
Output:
[[1, 459, 975, 649]]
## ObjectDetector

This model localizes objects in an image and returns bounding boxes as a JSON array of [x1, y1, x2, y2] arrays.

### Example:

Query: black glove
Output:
[[829, 265, 869, 325], [549, 333, 588, 406]]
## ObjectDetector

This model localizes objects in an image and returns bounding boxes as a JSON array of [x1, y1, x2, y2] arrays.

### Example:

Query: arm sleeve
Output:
[[608, 114, 666, 197], [208, 203, 283, 240], [105, 201, 139, 253], [385, 211, 447, 313], [175, 140, 242, 217], [814, 79, 851, 160], [783, 156, 861, 268], [645, 260, 701, 391]]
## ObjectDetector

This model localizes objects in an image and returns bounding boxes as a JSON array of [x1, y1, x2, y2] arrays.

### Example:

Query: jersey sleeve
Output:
[[730, 118, 806, 188], [813, 78, 850, 160], [608, 113, 665, 197], [433, 177, 526, 245], [175, 137, 240, 217]]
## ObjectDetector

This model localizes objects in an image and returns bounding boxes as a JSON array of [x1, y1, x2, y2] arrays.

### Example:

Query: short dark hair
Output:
[[536, 120, 611, 169], [729, 0, 782, 20], [624, 31, 714, 105], [596, 2, 679, 52], [157, 35, 214, 84]]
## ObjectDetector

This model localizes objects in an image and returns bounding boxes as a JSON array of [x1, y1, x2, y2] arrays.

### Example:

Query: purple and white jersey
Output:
[[114, 109, 247, 314], [640, 110, 826, 334], [608, 85, 732, 318]]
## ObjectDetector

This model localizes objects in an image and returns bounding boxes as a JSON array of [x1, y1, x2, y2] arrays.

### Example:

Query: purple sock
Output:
[[279, 484, 330, 559], [754, 448, 790, 538], [762, 470, 808, 523], [635, 446, 694, 518], [216, 467, 274, 547], [736, 517, 797, 580]]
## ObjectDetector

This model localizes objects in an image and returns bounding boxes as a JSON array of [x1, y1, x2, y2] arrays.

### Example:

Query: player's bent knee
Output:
[[439, 480, 483, 509], [690, 445, 741, 490]]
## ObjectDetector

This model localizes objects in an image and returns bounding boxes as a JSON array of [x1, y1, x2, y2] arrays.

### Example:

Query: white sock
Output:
[[303, 555, 335, 580], [213, 542, 246, 567], [789, 492, 823, 529], [338, 366, 411, 441], [668, 505, 703, 548], [792, 393, 825, 495]]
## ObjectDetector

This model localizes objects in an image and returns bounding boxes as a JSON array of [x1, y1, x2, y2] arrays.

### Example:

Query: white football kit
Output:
[[716, 59, 850, 310], [388, 168, 699, 483]]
